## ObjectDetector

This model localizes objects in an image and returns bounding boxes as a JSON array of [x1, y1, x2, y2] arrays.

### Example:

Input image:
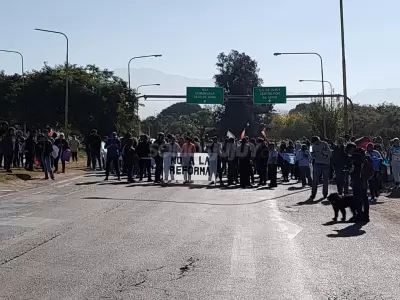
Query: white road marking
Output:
[[230, 208, 256, 280], [267, 200, 304, 240], [55, 182, 72, 188], [0, 216, 63, 228]]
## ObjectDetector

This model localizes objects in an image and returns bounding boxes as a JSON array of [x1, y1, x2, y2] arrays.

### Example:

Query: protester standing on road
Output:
[[25, 129, 37, 171], [237, 137, 252, 188], [388, 138, 400, 186], [296, 144, 312, 188], [69, 135, 80, 163], [0, 121, 10, 168], [345, 142, 371, 222], [38, 133, 55, 180], [255, 138, 268, 186], [152, 133, 166, 184], [88, 129, 102, 170], [208, 136, 223, 185], [267, 142, 278, 188], [225, 138, 237, 186], [2, 127, 15, 173], [54, 133, 69, 173], [105, 132, 121, 181], [163, 134, 181, 183], [122, 138, 137, 183], [310, 136, 331, 200], [366, 142, 382, 202], [181, 136, 196, 184], [332, 137, 349, 195], [137, 135, 152, 182]]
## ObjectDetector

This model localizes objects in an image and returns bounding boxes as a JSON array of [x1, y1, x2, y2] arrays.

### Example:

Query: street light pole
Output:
[[135, 84, 160, 136], [299, 79, 333, 95], [299, 79, 334, 109], [0, 49, 24, 83], [274, 52, 327, 138], [340, 0, 349, 134], [136, 83, 161, 95], [127, 55, 162, 92], [35, 28, 69, 132]]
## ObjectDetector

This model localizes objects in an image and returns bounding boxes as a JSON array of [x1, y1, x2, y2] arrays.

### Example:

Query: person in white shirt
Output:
[[69, 135, 80, 163]]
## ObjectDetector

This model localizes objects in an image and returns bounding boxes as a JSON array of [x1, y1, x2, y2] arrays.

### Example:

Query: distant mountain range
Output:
[[113, 68, 400, 118]]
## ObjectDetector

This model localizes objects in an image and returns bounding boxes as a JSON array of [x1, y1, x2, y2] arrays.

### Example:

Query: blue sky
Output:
[[1, 0, 399, 106]]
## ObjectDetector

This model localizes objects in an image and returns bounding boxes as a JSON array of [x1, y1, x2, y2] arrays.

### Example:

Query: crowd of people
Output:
[[85, 130, 398, 224], [0, 121, 80, 179], [3, 120, 400, 223]]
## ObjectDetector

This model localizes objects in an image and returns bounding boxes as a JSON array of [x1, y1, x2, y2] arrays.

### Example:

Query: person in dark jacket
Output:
[[345, 142, 370, 222], [332, 138, 350, 195], [193, 137, 202, 153], [105, 132, 121, 181], [137, 135, 152, 182], [152, 132, 166, 183], [2, 127, 16, 173], [54, 133, 69, 173], [255, 138, 268, 186], [120, 132, 132, 174], [237, 137, 252, 188], [24, 129, 37, 171], [0, 121, 10, 168], [123, 138, 137, 183], [88, 129, 102, 170], [37, 134, 55, 180]]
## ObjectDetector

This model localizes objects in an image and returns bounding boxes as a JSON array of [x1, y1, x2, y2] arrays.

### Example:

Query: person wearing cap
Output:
[[310, 136, 331, 200], [104, 132, 121, 181]]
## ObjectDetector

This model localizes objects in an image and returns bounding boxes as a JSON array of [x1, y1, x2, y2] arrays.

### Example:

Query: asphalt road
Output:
[[1, 172, 400, 300]]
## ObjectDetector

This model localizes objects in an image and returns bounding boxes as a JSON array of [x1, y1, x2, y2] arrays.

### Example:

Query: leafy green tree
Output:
[[213, 50, 273, 137], [0, 64, 137, 136], [159, 102, 202, 118]]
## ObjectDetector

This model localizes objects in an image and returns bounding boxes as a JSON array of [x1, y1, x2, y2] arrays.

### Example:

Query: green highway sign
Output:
[[186, 87, 224, 104], [253, 87, 287, 104]]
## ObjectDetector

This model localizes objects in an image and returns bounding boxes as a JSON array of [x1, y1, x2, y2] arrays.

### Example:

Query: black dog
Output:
[[327, 192, 357, 222]]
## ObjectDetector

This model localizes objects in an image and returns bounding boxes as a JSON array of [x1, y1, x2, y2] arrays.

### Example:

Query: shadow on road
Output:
[[75, 181, 99, 186], [80, 189, 311, 206], [296, 198, 324, 206], [320, 200, 331, 206], [326, 223, 366, 238], [288, 186, 309, 191], [322, 220, 348, 226]]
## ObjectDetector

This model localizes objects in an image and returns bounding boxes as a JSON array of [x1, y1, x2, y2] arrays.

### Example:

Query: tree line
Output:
[[0, 64, 137, 136], [2, 50, 398, 141]]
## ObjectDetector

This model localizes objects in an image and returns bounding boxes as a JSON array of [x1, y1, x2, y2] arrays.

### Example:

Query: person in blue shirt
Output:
[[105, 132, 121, 181], [296, 144, 312, 188], [366, 143, 382, 201]]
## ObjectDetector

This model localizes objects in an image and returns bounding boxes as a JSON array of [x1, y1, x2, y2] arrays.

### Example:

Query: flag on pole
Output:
[[240, 129, 246, 139], [261, 127, 267, 140]]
